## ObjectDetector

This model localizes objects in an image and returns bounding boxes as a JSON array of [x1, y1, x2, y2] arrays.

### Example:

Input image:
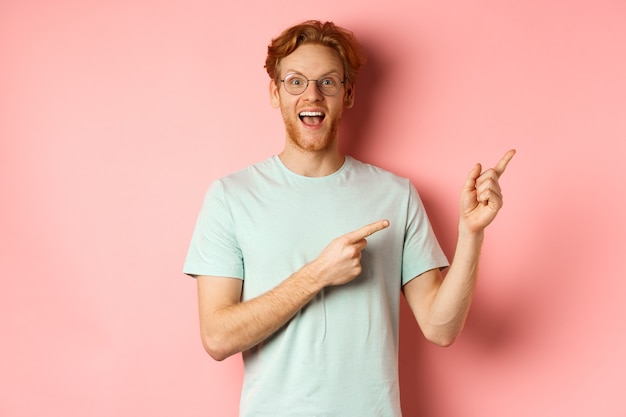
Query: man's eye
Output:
[[320, 78, 335, 86], [290, 78, 305, 86]]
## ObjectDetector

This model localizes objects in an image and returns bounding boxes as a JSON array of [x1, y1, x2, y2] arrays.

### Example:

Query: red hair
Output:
[[265, 20, 365, 86]]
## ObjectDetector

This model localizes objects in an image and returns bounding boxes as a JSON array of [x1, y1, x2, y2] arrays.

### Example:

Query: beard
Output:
[[281, 109, 342, 152]]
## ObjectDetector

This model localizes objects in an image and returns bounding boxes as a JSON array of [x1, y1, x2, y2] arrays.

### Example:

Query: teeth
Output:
[[299, 111, 324, 117]]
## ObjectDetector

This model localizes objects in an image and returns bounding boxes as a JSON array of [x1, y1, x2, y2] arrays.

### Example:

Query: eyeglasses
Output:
[[280, 73, 345, 96]]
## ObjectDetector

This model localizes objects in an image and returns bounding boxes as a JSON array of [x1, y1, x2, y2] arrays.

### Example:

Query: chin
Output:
[[291, 133, 334, 152], [285, 122, 339, 152]]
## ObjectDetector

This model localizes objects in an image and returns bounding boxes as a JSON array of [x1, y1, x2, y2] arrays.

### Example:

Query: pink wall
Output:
[[2, 1, 625, 416]]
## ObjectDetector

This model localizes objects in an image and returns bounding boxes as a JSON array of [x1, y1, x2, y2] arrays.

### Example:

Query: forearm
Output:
[[425, 223, 484, 344], [200, 265, 324, 361]]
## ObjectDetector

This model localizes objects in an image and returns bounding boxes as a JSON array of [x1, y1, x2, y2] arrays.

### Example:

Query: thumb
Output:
[[464, 163, 482, 191]]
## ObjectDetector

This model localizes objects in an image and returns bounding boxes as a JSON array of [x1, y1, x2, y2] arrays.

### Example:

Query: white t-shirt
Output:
[[184, 156, 449, 417]]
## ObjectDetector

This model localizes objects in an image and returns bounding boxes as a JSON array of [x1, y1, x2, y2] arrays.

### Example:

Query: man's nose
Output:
[[302, 81, 324, 100]]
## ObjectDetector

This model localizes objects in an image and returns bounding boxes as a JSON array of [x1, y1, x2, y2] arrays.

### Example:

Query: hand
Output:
[[460, 149, 515, 234], [308, 220, 390, 287]]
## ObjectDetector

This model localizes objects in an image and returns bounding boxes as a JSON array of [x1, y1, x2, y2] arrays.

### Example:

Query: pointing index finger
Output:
[[346, 220, 390, 243], [494, 149, 516, 178]]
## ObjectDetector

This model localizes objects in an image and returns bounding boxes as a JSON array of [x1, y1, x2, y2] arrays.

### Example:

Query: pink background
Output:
[[2, 1, 625, 416]]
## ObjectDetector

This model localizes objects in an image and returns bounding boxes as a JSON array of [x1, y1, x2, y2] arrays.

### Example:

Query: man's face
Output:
[[270, 43, 354, 153]]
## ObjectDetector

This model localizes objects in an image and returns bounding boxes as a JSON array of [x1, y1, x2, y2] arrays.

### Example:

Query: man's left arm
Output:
[[403, 149, 516, 346]]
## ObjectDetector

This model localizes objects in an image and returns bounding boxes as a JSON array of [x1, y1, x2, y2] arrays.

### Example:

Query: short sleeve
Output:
[[401, 183, 449, 285], [183, 180, 244, 279]]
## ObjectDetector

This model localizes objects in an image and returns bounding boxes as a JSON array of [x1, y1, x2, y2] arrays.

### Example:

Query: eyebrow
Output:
[[282, 70, 342, 78]]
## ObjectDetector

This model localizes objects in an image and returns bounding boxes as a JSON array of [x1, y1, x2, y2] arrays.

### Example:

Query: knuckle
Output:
[[350, 246, 362, 257]]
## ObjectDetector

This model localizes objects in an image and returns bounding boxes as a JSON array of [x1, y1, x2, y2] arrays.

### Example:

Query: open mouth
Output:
[[299, 111, 325, 126]]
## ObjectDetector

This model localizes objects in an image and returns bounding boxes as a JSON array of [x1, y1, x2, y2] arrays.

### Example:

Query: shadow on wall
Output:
[[339, 37, 387, 157]]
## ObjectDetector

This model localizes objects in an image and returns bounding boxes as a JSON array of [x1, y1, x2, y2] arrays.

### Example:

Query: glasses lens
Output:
[[317, 76, 342, 96], [283, 74, 307, 95]]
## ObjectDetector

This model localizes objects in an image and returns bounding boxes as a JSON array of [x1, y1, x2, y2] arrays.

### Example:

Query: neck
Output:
[[278, 146, 345, 177]]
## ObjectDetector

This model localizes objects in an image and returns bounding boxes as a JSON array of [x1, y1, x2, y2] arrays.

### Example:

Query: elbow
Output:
[[421, 313, 468, 347], [423, 327, 460, 347], [427, 333, 457, 347], [201, 332, 236, 362]]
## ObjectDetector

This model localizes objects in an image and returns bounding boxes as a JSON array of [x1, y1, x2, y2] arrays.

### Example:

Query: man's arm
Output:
[[197, 220, 390, 361], [197, 271, 321, 361], [403, 150, 515, 346]]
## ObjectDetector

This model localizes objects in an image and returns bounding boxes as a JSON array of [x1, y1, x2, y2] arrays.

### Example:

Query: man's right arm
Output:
[[196, 219, 390, 361], [197, 269, 322, 361]]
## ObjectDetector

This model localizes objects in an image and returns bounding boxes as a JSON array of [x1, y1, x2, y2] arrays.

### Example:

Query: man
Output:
[[184, 20, 514, 417]]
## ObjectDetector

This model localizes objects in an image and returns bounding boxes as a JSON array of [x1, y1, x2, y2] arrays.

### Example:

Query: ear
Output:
[[344, 84, 355, 108], [269, 80, 280, 108]]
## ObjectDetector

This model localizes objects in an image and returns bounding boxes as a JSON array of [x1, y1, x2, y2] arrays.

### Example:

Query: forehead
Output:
[[279, 43, 343, 76]]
